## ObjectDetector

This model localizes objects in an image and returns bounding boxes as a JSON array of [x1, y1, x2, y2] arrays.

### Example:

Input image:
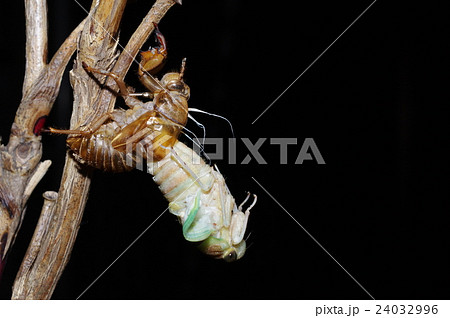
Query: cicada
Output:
[[49, 25, 256, 261]]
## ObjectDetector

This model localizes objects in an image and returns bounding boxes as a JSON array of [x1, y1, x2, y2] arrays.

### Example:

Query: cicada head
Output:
[[160, 72, 190, 100], [198, 236, 246, 262], [198, 193, 257, 262], [160, 58, 190, 100]]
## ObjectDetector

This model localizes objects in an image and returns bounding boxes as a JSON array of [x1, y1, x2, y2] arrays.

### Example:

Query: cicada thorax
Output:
[[139, 72, 190, 161], [134, 30, 189, 162]]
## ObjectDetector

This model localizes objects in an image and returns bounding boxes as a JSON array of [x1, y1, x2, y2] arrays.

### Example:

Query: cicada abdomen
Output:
[[66, 121, 134, 172], [65, 106, 157, 172]]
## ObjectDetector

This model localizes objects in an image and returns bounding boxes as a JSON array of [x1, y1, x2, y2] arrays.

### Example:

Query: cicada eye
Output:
[[224, 250, 237, 262], [167, 80, 184, 92]]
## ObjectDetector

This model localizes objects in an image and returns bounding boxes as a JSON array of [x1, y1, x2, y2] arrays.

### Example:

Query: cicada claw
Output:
[[140, 23, 168, 75]]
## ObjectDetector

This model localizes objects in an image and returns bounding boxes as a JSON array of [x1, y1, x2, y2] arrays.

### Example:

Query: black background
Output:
[[1, 0, 449, 299]]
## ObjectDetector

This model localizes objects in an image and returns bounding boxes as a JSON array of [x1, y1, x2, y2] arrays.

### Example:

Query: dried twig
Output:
[[22, 0, 47, 95], [0, 0, 84, 282], [11, 0, 128, 299], [11, 191, 58, 298], [11, 0, 180, 299]]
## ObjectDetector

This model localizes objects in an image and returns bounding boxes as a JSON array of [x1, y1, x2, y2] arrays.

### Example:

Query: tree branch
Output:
[[22, 0, 48, 96], [11, 191, 58, 299], [11, 0, 180, 299], [0, 1, 84, 283], [10, 0, 128, 299]]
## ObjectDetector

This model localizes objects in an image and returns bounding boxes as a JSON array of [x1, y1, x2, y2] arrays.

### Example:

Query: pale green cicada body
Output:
[[151, 141, 257, 261]]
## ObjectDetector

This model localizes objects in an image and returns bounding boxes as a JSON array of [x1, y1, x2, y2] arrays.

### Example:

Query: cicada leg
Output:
[[45, 112, 112, 136], [230, 194, 257, 245], [139, 23, 168, 75], [137, 24, 169, 94], [82, 62, 131, 98], [82, 62, 150, 110]]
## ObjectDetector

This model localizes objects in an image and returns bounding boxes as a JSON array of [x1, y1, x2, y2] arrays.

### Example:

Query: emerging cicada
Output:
[[49, 25, 256, 261]]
